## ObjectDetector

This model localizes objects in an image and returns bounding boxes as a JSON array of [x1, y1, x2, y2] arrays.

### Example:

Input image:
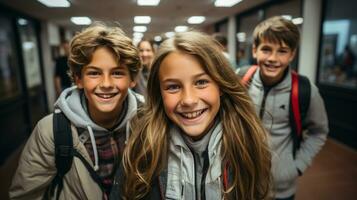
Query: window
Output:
[[0, 17, 22, 101], [318, 0, 357, 89]]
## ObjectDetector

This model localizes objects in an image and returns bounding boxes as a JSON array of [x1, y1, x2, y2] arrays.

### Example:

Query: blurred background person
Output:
[[212, 33, 236, 69], [54, 40, 71, 97], [134, 39, 155, 95]]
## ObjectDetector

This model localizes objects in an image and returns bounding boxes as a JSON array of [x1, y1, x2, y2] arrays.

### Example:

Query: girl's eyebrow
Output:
[[161, 72, 207, 82]]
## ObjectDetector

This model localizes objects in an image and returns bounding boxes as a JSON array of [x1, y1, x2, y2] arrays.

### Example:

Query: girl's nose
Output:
[[180, 88, 198, 106]]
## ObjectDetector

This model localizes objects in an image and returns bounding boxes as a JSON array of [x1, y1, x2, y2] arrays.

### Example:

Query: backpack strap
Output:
[[237, 65, 258, 87], [49, 110, 73, 200], [289, 71, 311, 158]]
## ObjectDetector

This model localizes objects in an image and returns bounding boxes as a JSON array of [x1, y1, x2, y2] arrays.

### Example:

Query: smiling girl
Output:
[[110, 31, 271, 200]]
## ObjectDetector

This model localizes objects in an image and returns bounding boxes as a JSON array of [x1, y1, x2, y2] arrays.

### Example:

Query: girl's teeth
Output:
[[182, 110, 204, 119]]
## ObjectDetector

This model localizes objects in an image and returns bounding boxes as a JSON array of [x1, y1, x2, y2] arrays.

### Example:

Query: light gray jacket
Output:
[[166, 123, 223, 200], [244, 68, 329, 198]]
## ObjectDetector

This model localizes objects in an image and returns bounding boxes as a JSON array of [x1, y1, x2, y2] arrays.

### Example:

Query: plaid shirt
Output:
[[82, 125, 127, 197]]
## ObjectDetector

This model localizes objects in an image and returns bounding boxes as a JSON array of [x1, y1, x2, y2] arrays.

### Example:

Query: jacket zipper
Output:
[[259, 88, 270, 119]]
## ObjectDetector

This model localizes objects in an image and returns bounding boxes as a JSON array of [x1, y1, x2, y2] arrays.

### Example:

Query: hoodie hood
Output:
[[55, 86, 140, 134], [54, 86, 143, 171]]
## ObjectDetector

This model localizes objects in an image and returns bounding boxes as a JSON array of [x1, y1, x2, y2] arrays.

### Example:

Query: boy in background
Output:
[[238, 16, 329, 200]]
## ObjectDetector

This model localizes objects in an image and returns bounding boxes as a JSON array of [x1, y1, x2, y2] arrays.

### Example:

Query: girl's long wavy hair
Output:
[[122, 31, 271, 199]]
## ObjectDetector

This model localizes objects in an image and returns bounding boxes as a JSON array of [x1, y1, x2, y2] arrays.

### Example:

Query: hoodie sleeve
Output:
[[294, 83, 329, 173], [9, 115, 57, 200]]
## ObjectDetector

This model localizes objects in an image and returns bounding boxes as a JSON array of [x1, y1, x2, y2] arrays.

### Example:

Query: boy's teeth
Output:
[[97, 94, 115, 99]]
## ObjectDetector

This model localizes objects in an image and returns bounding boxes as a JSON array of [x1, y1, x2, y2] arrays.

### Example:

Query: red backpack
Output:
[[237, 65, 311, 157]]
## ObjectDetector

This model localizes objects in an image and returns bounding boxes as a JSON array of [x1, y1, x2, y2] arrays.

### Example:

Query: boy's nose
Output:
[[268, 52, 278, 62], [100, 75, 114, 88]]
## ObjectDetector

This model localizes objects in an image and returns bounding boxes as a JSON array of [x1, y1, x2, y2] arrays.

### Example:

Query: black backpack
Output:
[[46, 110, 104, 200], [237, 65, 311, 157], [47, 94, 143, 199]]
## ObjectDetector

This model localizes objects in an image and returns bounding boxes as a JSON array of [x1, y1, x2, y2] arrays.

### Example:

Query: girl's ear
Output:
[[129, 80, 136, 88]]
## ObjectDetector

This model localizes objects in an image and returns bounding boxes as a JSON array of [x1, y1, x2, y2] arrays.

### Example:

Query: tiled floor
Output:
[[1, 138, 356, 200]]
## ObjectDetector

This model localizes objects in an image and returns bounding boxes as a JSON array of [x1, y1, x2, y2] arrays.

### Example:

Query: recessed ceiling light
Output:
[[133, 32, 144, 38], [18, 18, 28, 25], [71, 17, 91, 25], [133, 26, 147, 32], [214, 0, 242, 7], [236, 32, 246, 42], [292, 17, 303, 25], [137, 0, 160, 6], [282, 15, 292, 20], [165, 32, 175, 38], [154, 36, 162, 42], [134, 16, 151, 24], [175, 26, 188, 32], [188, 16, 206, 24], [37, 0, 70, 7]]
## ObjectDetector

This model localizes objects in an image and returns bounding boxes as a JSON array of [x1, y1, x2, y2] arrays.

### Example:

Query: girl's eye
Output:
[[196, 79, 208, 88], [165, 84, 180, 92]]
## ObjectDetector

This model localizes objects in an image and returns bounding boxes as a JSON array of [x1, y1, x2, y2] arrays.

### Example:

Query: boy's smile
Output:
[[253, 40, 296, 85], [76, 47, 135, 128], [159, 52, 220, 140]]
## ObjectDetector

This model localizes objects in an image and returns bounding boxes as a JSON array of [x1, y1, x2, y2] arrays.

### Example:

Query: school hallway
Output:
[[0, 138, 356, 200]]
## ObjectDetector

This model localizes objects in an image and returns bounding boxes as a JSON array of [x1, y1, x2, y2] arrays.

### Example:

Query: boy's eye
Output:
[[278, 49, 289, 53], [112, 70, 125, 77], [86, 71, 101, 76], [261, 48, 271, 52]]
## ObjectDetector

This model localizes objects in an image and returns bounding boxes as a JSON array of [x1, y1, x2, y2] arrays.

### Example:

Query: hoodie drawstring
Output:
[[87, 125, 99, 171]]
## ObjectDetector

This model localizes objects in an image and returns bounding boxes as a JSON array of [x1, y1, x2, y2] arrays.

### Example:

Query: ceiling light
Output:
[[133, 26, 147, 32], [214, 0, 242, 7], [137, 0, 160, 6], [18, 18, 28, 26], [154, 36, 162, 42], [37, 0, 70, 7], [165, 32, 175, 38], [133, 38, 141, 46], [175, 26, 188, 32], [236, 32, 246, 42], [282, 15, 292, 20], [133, 32, 144, 38], [188, 16, 206, 24], [71, 17, 91, 25], [134, 16, 151, 24], [292, 17, 303, 25]]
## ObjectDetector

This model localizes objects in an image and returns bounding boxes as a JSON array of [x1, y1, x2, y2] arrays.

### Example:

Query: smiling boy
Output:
[[238, 16, 329, 200], [10, 23, 142, 200]]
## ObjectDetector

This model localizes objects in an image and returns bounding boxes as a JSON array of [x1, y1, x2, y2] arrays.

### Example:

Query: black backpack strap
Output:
[[49, 110, 73, 200], [298, 74, 311, 124], [289, 72, 311, 158], [72, 150, 105, 193]]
